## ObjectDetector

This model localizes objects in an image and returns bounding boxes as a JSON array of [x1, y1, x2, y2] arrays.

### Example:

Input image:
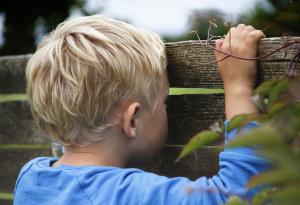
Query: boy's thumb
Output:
[[214, 39, 224, 57], [215, 39, 223, 49]]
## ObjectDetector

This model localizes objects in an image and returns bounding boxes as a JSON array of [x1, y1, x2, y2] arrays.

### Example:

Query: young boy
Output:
[[14, 15, 267, 205]]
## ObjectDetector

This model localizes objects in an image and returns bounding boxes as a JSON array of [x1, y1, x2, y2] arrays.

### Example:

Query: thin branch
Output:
[[287, 51, 300, 77], [191, 30, 299, 65], [207, 24, 212, 44]]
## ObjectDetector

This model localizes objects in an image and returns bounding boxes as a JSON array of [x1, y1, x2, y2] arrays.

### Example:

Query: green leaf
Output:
[[254, 80, 277, 96], [227, 114, 258, 132], [271, 185, 300, 205], [254, 114, 271, 124], [227, 125, 300, 171], [248, 170, 300, 189], [226, 125, 282, 148], [268, 100, 286, 116], [252, 189, 273, 205], [268, 79, 290, 106], [259, 146, 300, 172], [176, 131, 219, 162], [224, 196, 249, 205], [227, 115, 248, 132]]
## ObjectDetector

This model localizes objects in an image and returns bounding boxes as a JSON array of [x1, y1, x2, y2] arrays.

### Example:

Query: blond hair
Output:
[[26, 15, 166, 146]]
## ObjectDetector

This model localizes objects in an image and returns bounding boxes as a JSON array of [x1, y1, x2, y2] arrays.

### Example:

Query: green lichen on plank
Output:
[[0, 144, 51, 150], [169, 88, 223, 95], [0, 192, 13, 200], [0, 94, 27, 102]]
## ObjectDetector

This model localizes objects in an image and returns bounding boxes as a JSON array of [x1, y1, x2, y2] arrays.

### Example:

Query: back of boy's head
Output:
[[26, 15, 167, 146]]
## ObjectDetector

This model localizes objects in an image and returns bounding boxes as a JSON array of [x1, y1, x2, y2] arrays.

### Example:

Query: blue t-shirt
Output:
[[13, 121, 268, 205]]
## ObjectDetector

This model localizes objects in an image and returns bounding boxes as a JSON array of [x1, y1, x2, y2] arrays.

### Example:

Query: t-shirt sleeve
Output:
[[122, 121, 269, 205]]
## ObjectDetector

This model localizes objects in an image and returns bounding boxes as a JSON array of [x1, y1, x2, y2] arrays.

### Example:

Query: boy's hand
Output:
[[214, 24, 265, 119]]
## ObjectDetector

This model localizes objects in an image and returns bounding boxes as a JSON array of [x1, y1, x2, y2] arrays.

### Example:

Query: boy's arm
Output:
[[214, 24, 265, 119]]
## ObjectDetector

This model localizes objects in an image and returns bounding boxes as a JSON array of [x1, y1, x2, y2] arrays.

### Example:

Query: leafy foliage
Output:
[[242, 0, 300, 37], [175, 131, 220, 162], [228, 77, 300, 205], [178, 76, 300, 205]]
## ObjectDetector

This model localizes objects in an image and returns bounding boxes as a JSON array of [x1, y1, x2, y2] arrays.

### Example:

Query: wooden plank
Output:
[[0, 55, 30, 93], [0, 148, 52, 193], [167, 37, 300, 88], [0, 191, 13, 205], [167, 94, 224, 144], [0, 101, 50, 145], [0, 94, 224, 145], [0, 199, 12, 205], [0, 192, 13, 201], [0, 37, 299, 93], [141, 146, 220, 179], [0, 146, 220, 194]]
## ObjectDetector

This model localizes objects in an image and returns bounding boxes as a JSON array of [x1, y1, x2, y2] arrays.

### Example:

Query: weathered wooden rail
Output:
[[0, 37, 299, 204]]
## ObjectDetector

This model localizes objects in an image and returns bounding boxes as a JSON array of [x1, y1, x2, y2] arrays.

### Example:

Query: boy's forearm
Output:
[[224, 85, 258, 120], [214, 25, 264, 120]]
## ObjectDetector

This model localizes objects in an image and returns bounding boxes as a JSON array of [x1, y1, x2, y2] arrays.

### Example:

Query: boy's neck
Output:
[[52, 134, 130, 168], [52, 149, 127, 168]]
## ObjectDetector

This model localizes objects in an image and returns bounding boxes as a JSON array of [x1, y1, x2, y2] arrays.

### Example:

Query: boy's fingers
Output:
[[245, 25, 255, 32], [247, 30, 265, 43], [214, 39, 224, 57], [256, 30, 266, 38], [224, 27, 236, 45], [229, 27, 237, 33], [215, 39, 223, 49], [237, 24, 246, 30]]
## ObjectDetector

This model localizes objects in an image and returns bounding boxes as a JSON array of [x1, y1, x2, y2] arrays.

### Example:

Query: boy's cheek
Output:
[[130, 133, 167, 166], [127, 147, 161, 167], [128, 110, 168, 166]]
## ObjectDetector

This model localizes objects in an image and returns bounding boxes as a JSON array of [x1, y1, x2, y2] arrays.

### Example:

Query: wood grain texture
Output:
[[0, 149, 52, 193], [0, 101, 50, 145], [0, 55, 30, 93], [141, 146, 220, 179], [0, 146, 220, 194], [0, 37, 299, 93], [0, 199, 11, 205], [166, 37, 300, 88], [167, 94, 224, 144], [0, 94, 224, 145]]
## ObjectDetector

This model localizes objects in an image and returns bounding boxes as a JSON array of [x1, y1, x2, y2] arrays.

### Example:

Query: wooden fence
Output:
[[0, 37, 299, 204]]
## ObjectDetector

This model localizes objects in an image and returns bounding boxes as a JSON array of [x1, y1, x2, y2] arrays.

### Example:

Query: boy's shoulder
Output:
[[17, 156, 146, 178], [18, 157, 53, 174], [14, 157, 54, 190], [15, 157, 193, 205], [16, 156, 166, 187]]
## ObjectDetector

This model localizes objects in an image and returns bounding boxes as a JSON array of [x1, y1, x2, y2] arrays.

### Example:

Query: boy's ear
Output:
[[122, 102, 141, 138]]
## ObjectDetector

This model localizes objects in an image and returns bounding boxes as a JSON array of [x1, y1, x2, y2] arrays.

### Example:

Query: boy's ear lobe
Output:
[[122, 102, 141, 138]]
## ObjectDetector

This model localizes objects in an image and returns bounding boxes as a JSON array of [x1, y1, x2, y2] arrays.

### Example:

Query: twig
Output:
[[287, 51, 300, 77], [192, 29, 299, 65]]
